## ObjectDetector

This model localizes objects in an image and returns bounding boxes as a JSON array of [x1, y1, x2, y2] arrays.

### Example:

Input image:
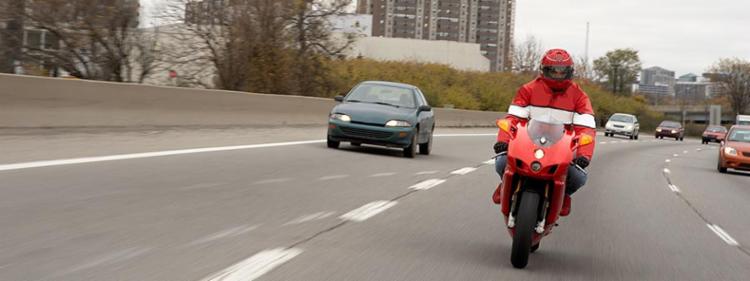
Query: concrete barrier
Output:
[[0, 74, 502, 129]]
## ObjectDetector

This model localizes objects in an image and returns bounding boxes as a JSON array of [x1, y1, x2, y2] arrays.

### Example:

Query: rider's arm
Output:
[[572, 92, 597, 160], [497, 86, 532, 143]]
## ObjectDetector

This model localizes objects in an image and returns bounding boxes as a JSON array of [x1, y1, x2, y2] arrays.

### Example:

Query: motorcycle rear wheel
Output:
[[511, 191, 540, 269]]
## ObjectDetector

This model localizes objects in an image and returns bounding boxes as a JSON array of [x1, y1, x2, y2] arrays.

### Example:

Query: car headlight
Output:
[[656, 128, 662, 132], [385, 120, 411, 127], [625, 125, 633, 130], [671, 130, 677, 134], [724, 147, 738, 156], [330, 113, 351, 122]]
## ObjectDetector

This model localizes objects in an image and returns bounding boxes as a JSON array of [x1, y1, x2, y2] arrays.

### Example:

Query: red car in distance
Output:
[[718, 125, 750, 173], [702, 125, 727, 144]]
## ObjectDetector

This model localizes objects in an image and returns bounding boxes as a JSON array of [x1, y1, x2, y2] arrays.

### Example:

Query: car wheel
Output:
[[634, 133, 639, 140], [403, 132, 417, 158], [629, 135, 634, 140], [718, 160, 727, 173], [680, 137, 684, 141], [419, 133, 432, 155], [327, 136, 339, 149]]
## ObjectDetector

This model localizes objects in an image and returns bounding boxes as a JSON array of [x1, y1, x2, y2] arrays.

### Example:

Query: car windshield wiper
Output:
[[373, 102, 400, 108]]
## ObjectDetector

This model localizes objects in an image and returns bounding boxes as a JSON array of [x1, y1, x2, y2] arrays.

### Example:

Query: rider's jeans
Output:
[[494, 155, 587, 195]]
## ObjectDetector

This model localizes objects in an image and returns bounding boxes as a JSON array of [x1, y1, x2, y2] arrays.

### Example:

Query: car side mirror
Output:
[[334, 96, 344, 102], [418, 105, 432, 112]]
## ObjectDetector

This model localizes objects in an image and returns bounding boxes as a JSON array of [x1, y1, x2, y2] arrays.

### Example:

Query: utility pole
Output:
[[584, 22, 590, 67]]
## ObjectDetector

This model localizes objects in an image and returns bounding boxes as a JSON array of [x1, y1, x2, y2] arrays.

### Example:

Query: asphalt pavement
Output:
[[1, 129, 749, 280]]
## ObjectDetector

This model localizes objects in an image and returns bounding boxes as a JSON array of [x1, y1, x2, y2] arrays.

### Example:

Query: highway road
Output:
[[1, 128, 749, 280]]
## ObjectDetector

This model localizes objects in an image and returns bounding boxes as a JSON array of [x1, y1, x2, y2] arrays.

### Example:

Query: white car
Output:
[[605, 113, 640, 140]]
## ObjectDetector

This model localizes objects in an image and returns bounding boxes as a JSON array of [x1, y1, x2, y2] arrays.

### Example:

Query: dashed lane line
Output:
[[200, 248, 302, 281], [409, 179, 447, 191]]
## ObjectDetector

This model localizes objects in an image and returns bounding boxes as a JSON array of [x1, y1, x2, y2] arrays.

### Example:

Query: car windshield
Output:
[[706, 126, 727, 133], [346, 84, 417, 108], [527, 116, 565, 148], [659, 121, 680, 128], [609, 115, 634, 123], [727, 129, 750, 143]]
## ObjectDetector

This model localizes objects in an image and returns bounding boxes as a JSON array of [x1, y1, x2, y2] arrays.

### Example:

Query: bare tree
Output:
[[708, 58, 750, 114], [512, 35, 543, 74]]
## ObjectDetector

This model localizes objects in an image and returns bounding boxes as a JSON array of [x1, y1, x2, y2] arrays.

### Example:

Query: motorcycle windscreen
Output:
[[527, 117, 565, 148]]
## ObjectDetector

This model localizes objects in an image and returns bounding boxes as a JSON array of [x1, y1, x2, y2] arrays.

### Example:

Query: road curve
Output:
[[0, 130, 749, 280]]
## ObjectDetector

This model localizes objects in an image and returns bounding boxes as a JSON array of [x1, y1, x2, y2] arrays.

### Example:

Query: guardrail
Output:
[[0, 74, 502, 129]]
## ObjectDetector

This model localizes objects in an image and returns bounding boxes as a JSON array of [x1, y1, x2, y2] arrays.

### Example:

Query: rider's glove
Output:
[[573, 156, 590, 169], [493, 142, 508, 154]]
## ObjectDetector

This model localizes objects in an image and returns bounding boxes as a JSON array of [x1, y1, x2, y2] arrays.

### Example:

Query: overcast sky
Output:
[[141, 0, 749, 76]]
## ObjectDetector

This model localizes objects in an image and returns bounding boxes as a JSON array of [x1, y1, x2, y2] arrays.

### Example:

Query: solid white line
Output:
[[668, 184, 681, 193], [434, 133, 496, 137], [340, 201, 397, 222], [707, 224, 740, 246], [0, 140, 326, 172], [201, 247, 302, 281], [188, 225, 259, 246], [318, 175, 349, 181], [283, 211, 336, 226], [451, 167, 478, 175], [415, 170, 439, 175], [253, 178, 291, 185], [369, 172, 396, 177], [409, 179, 447, 190]]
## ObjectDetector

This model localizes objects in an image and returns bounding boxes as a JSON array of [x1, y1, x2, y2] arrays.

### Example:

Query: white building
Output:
[[345, 37, 490, 72]]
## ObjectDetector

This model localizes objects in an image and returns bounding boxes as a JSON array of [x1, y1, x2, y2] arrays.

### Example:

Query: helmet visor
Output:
[[542, 66, 573, 81]]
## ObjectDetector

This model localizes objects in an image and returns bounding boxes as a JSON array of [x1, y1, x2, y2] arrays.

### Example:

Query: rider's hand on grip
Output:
[[573, 156, 590, 169], [493, 142, 508, 154]]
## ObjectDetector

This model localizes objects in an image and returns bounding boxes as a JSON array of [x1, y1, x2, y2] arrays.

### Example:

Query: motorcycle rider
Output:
[[492, 49, 596, 216]]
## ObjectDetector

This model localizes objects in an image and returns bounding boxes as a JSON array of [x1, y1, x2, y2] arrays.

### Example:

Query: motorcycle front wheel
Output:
[[510, 191, 540, 269]]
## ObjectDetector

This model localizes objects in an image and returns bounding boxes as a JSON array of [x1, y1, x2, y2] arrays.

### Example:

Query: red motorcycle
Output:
[[495, 116, 593, 268]]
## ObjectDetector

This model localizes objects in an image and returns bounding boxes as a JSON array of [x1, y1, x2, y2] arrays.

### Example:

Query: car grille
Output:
[[340, 127, 393, 139], [614, 125, 624, 128]]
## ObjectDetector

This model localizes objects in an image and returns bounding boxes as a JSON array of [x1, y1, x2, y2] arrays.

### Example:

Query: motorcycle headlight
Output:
[[724, 147, 738, 156], [330, 113, 351, 122], [534, 149, 545, 160], [385, 120, 411, 127]]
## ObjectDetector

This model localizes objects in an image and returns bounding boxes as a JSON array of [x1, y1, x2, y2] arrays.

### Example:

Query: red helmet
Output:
[[540, 49, 574, 91]]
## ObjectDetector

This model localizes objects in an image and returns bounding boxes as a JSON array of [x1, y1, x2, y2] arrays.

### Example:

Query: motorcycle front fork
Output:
[[507, 181, 550, 235]]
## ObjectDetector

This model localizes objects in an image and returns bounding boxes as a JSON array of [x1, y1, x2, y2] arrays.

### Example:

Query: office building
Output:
[[356, 0, 516, 72]]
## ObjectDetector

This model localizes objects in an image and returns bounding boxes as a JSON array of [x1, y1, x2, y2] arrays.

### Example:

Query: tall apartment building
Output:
[[357, 0, 515, 72]]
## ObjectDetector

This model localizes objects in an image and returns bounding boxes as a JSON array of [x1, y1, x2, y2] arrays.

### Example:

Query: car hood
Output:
[[332, 102, 417, 125], [607, 121, 632, 127], [703, 132, 726, 137], [725, 141, 750, 150]]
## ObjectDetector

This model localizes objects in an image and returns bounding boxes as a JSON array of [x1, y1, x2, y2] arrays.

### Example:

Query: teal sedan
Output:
[[327, 81, 435, 158]]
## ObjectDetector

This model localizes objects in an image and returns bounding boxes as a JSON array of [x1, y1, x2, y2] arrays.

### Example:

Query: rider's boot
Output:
[[492, 183, 503, 204]]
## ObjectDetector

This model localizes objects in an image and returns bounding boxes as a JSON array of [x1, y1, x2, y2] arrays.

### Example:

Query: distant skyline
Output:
[[142, 0, 750, 76]]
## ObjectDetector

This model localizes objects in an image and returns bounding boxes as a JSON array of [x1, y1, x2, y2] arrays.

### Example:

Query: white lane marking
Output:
[[369, 172, 396, 177], [451, 167, 478, 175], [663, 168, 671, 174], [665, 159, 671, 163], [434, 133, 496, 137], [188, 225, 259, 246], [283, 211, 336, 226], [409, 179, 447, 190], [415, 170, 439, 175], [697, 148, 703, 151], [253, 178, 291, 185], [707, 224, 740, 246], [673, 154, 679, 157], [201, 248, 302, 281], [483, 159, 495, 165], [0, 140, 326, 172], [318, 175, 349, 181], [668, 184, 681, 193], [340, 201, 397, 222], [599, 141, 608, 144], [63, 247, 151, 274]]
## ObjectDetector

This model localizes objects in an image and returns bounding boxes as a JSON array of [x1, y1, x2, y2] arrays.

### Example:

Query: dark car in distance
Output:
[[702, 125, 728, 144], [327, 81, 435, 158], [655, 121, 684, 141]]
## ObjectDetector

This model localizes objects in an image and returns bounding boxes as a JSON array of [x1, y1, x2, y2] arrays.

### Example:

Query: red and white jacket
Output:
[[497, 77, 597, 160]]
